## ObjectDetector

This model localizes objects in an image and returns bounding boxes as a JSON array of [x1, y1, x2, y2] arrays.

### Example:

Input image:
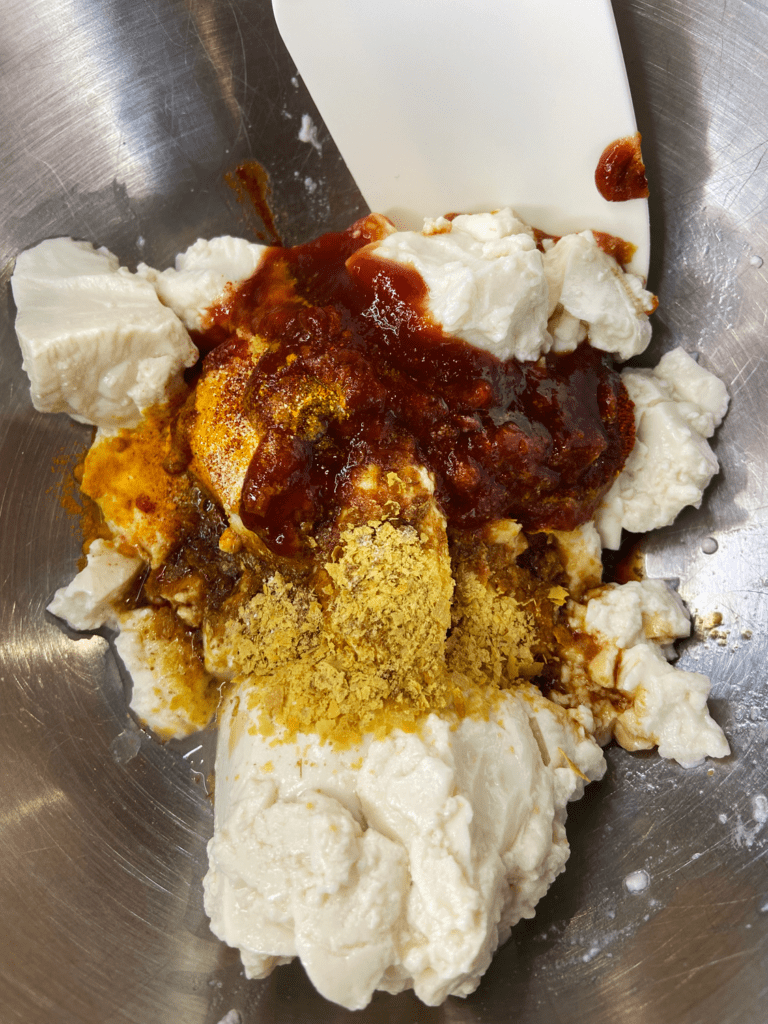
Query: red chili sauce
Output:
[[197, 217, 635, 555], [595, 132, 650, 203]]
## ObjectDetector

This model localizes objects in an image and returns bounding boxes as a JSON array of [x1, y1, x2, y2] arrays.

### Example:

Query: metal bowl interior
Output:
[[1, 2, 767, 1022]]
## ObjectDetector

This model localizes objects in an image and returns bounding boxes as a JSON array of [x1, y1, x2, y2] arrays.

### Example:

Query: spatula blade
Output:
[[273, 0, 650, 276]]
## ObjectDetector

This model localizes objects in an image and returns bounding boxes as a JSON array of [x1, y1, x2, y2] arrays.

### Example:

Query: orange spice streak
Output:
[[51, 446, 110, 567], [80, 396, 191, 560]]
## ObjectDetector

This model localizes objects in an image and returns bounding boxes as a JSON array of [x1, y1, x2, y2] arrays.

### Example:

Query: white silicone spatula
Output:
[[272, 0, 650, 277]]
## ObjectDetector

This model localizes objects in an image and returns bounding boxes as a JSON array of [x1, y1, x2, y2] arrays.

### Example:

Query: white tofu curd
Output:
[[204, 683, 605, 1010], [595, 347, 729, 548], [115, 608, 216, 740], [47, 539, 143, 631], [541, 230, 655, 359], [137, 236, 268, 331], [583, 577, 691, 652], [350, 210, 656, 363], [549, 521, 603, 600], [652, 345, 730, 436], [12, 238, 198, 428], [573, 580, 730, 767], [616, 645, 729, 768], [351, 209, 551, 362]]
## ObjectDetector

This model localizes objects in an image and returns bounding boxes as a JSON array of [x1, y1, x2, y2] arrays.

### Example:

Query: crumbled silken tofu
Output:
[[548, 521, 603, 600], [570, 579, 730, 767], [46, 539, 142, 631], [115, 607, 217, 740], [594, 347, 729, 549], [204, 684, 605, 1010], [351, 211, 655, 363], [12, 238, 198, 428], [353, 209, 551, 361], [137, 235, 268, 331], [541, 229, 655, 360]]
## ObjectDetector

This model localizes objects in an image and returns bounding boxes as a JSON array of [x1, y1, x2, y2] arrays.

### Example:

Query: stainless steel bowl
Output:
[[2, 2, 766, 1021]]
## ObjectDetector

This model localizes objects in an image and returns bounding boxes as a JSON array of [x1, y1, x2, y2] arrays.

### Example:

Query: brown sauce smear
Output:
[[602, 530, 646, 584], [194, 216, 635, 555], [595, 132, 649, 202], [224, 160, 282, 245]]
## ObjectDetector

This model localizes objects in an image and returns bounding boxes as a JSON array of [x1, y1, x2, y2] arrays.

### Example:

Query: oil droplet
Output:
[[110, 728, 142, 765], [624, 869, 650, 894], [701, 537, 718, 554]]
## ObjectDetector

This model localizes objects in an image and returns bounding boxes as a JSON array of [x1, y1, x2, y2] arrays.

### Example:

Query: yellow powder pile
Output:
[[448, 567, 543, 686], [446, 530, 566, 690], [206, 572, 325, 677], [219, 507, 456, 745], [207, 500, 571, 748]]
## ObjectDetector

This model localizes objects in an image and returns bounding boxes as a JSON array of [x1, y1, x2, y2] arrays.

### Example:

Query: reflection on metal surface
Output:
[[0, 787, 68, 832], [1, 0, 767, 1022]]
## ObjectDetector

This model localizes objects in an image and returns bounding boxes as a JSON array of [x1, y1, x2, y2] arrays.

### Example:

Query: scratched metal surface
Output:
[[0, 1, 766, 1021]]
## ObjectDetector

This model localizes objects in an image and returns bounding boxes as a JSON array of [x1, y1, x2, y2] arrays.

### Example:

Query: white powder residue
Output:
[[298, 113, 322, 153], [733, 794, 768, 850], [752, 793, 768, 825], [304, 176, 318, 194], [624, 869, 650, 894], [216, 1012, 241, 1024], [552, 917, 639, 971], [718, 812, 728, 824]]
